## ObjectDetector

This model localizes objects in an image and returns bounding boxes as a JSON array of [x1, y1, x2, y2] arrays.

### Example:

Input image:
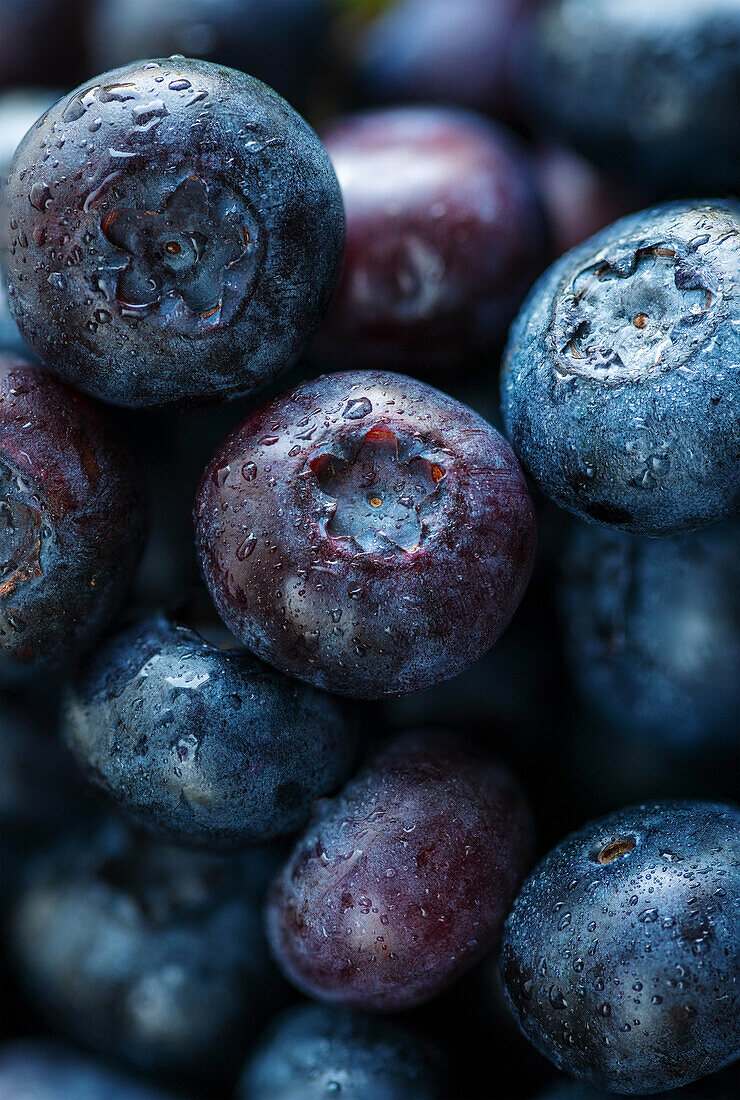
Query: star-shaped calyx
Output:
[[101, 176, 253, 321], [310, 426, 446, 553]]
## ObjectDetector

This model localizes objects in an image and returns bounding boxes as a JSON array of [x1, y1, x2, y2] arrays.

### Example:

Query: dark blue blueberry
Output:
[[238, 1003, 451, 1099], [62, 612, 357, 849], [519, 0, 740, 195], [3, 58, 344, 407], [0, 1041, 175, 1100], [501, 800, 740, 1094], [195, 370, 536, 698], [0, 356, 145, 687], [266, 732, 533, 1010], [501, 200, 740, 535], [316, 107, 549, 376], [90, 0, 330, 108], [355, 0, 533, 125], [9, 820, 283, 1084], [559, 518, 740, 756]]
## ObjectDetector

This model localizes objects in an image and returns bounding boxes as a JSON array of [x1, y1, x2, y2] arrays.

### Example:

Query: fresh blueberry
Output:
[[266, 732, 533, 1011], [2, 58, 344, 407], [316, 107, 549, 376], [559, 518, 740, 756], [9, 820, 283, 1084], [89, 0, 330, 108], [0, 1041, 176, 1100], [238, 1003, 451, 1099], [519, 0, 740, 195], [501, 800, 740, 1094], [501, 200, 740, 534], [62, 612, 357, 849], [195, 370, 536, 698], [355, 0, 533, 125], [0, 355, 145, 686]]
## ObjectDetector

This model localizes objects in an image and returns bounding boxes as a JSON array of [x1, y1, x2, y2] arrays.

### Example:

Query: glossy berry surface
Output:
[[521, 0, 740, 194], [266, 732, 534, 1010], [239, 1003, 450, 1099], [316, 107, 548, 376], [0, 355, 144, 686], [3, 57, 344, 407], [0, 1041, 175, 1100], [559, 518, 740, 754], [90, 0, 330, 107], [10, 821, 281, 1083], [501, 200, 740, 534], [63, 612, 356, 849], [355, 0, 532, 124], [501, 800, 740, 1094], [195, 370, 536, 698]]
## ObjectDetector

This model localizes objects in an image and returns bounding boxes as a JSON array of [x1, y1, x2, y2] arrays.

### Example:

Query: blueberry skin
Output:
[[0, 356, 145, 686], [63, 613, 356, 849], [195, 370, 536, 698], [3, 58, 344, 407], [559, 518, 740, 754], [90, 0, 330, 108], [266, 732, 534, 1011], [10, 821, 282, 1082], [501, 200, 740, 535], [501, 801, 740, 1094], [521, 0, 740, 195], [0, 1041, 175, 1100], [316, 107, 549, 376], [238, 1003, 450, 1099]]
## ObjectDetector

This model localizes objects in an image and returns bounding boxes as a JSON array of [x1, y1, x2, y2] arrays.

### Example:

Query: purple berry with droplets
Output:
[[265, 731, 534, 1011], [195, 370, 536, 698]]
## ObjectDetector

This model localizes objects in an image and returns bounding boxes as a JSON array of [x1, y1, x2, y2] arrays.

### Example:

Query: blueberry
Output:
[[519, 0, 740, 195], [559, 518, 740, 756], [501, 800, 740, 1094], [0, 1041, 175, 1100], [316, 107, 549, 376], [89, 0, 330, 108], [0, 355, 145, 686], [266, 732, 533, 1010], [355, 0, 532, 124], [62, 612, 357, 849], [9, 820, 283, 1084], [238, 1003, 451, 1099], [2, 58, 344, 407], [501, 200, 740, 535], [195, 370, 536, 698]]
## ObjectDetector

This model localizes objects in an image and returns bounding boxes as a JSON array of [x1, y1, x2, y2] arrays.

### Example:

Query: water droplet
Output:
[[29, 182, 52, 210], [169, 79, 192, 91], [639, 908, 659, 923], [241, 462, 257, 482], [236, 535, 257, 560], [343, 397, 373, 420]]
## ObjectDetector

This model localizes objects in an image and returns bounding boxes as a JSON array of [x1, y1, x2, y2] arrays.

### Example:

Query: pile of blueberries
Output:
[[1, 1, 739, 1098]]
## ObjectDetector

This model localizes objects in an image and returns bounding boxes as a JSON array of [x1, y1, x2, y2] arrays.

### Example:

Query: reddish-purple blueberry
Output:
[[265, 732, 534, 1011], [195, 370, 536, 698], [316, 106, 549, 376], [0, 355, 144, 685]]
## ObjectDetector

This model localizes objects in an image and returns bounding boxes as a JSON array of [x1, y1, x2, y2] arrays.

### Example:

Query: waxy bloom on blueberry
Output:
[[501, 200, 740, 534], [2, 58, 344, 406]]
